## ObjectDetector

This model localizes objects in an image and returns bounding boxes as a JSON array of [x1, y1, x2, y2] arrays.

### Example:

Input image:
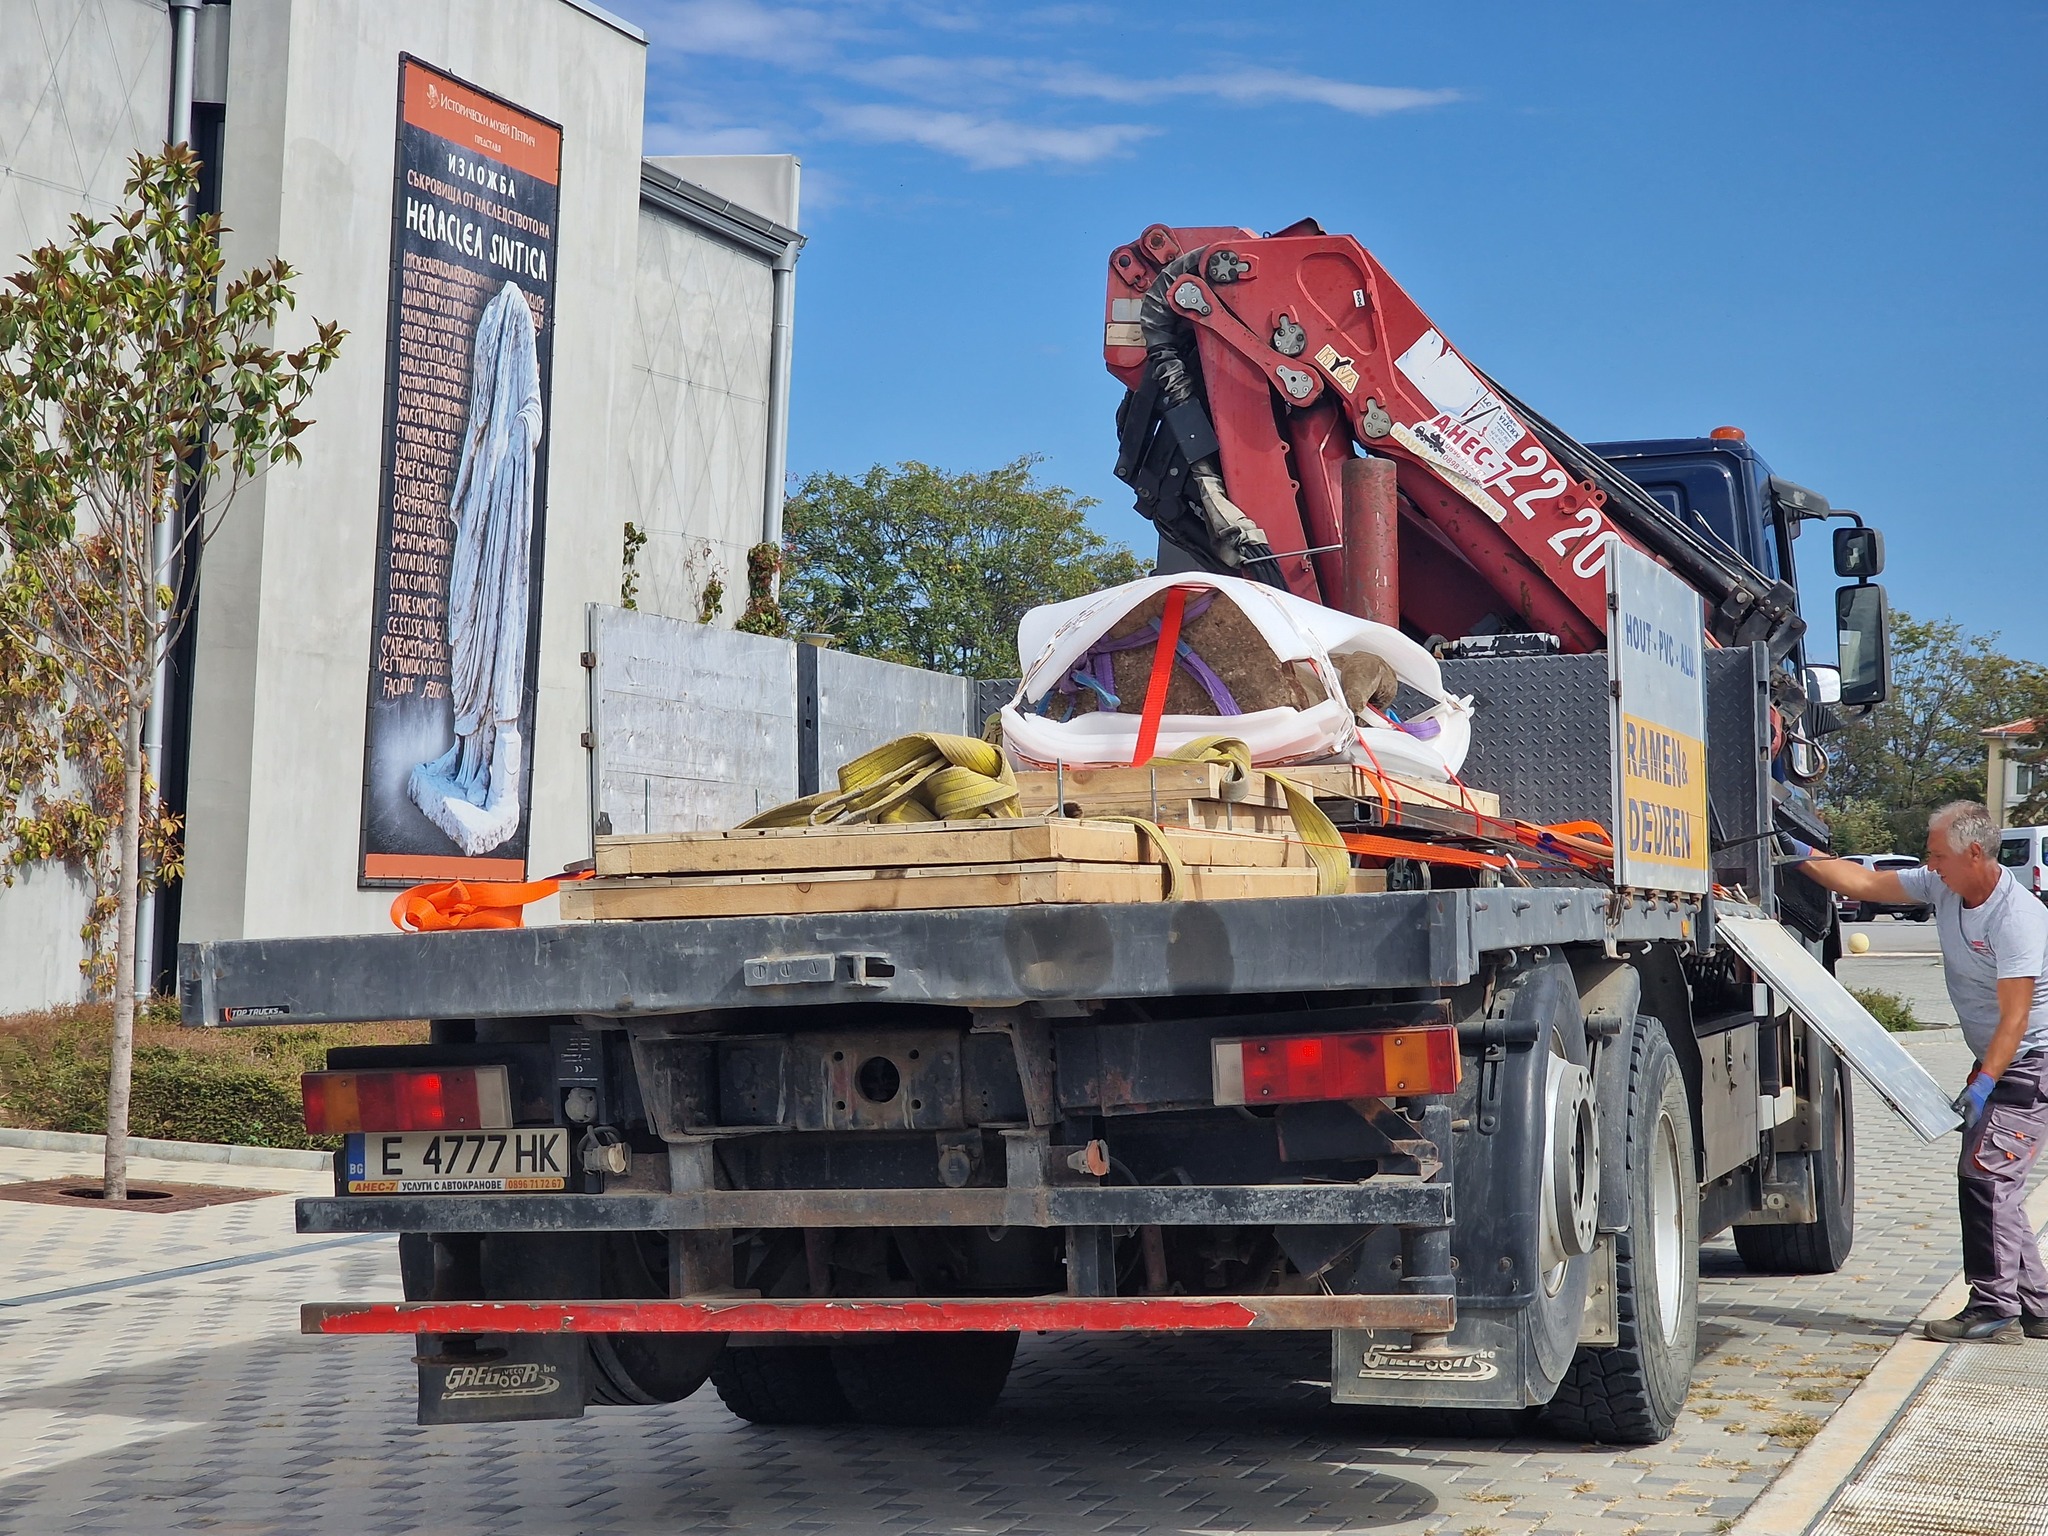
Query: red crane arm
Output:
[[1105, 222, 1639, 651]]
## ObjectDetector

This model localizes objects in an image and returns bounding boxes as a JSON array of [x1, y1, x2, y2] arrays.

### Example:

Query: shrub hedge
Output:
[[1848, 987, 1920, 1033], [0, 1002, 426, 1150]]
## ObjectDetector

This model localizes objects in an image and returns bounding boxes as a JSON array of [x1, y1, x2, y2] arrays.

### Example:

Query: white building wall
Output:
[[620, 208, 775, 626], [0, 0, 171, 1006], [0, 3, 801, 1005], [0, 0, 169, 259], [182, 0, 648, 943]]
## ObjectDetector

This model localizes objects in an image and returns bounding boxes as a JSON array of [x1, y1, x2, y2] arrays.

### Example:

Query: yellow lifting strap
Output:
[[739, 732, 1022, 829], [1149, 736, 1351, 897]]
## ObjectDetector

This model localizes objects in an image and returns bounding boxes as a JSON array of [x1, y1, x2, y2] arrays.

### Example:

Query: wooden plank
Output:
[[600, 819, 1133, 876], [597, 818, 1306, 876], [1013, 762, 1228, 812], [561, 860, 1320, 921], [1180, 800, 1310, 835], [1255, 766, 1501, 820], [1015, 763, 1498, 822]]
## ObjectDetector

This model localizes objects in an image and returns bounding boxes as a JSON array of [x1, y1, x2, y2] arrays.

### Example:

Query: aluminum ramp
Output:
[[1717, 911, 1960, 1141]]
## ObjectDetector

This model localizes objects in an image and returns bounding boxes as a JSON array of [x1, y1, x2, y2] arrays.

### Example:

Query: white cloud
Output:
[[634, 0, 852, 66], [825, 102, 1157, 169], [1033, 63, 1461, 116], [619, 1, 1462, 174], [644, 120, 792, 155]]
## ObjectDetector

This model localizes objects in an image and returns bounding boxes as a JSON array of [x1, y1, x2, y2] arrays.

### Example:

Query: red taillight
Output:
[[301, 1066, 513, 1134], [1212, 1026, 1462, 1106]]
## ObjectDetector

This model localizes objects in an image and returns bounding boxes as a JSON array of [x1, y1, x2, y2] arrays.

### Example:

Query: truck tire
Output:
[[711, 1346, 853, 1425], [830, 1332, 1019, 1427], [587, 1232, 723, 1407], [1544, 1016, 1698, 1445], [1734, 1049, 1855, 1274]]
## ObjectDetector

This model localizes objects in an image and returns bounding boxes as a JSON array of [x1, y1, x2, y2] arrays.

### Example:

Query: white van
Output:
[[1997, 827, 2048, 904]]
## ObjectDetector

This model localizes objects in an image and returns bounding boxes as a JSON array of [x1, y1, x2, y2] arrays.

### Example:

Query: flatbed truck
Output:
[[180, 220, 1947, 1443]]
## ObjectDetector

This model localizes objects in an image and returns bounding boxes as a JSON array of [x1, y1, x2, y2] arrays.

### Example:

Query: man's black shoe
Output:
[[1925, 1307, 2023, 1344], [2022, 1312, 2048, 1340]]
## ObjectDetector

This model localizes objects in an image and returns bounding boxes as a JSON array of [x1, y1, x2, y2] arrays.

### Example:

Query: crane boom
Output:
[[1106, 220, 1804, 659]]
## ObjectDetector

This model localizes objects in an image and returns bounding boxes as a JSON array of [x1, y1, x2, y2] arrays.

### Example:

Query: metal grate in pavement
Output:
[[1809, 1342, 2048, 1535]]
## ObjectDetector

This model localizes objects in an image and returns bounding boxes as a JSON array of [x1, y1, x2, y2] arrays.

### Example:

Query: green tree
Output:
[[1823, 797, 1895, 856], [780, 457, 1146, 677], [1825, 612, 2048, 851], [0, 146, 343, 1198]]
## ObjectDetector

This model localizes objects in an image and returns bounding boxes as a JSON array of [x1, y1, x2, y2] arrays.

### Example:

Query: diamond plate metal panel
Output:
[[1440, 654, 1611, 827], [1442, 650, 1771, 879], [1706, 644, 1771, 896]]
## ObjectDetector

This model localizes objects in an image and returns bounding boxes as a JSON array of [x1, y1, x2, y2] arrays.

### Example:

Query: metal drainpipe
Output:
[[138, 0, 202, 996], [762, 241, 798, 548]]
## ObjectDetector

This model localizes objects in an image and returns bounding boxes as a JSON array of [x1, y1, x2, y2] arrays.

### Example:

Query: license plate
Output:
[[343, 1129, 570, 1193]]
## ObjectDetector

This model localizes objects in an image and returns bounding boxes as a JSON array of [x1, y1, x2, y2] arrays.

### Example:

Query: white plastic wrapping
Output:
[[1001, 574, 1473, 778]]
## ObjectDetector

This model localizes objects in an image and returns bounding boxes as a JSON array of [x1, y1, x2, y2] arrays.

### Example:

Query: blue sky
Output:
[[613, 0, 2048, 664]]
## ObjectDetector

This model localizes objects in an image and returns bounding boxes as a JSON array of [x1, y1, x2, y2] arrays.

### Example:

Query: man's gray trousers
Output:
[[1960, 1050, 2048, 1316]]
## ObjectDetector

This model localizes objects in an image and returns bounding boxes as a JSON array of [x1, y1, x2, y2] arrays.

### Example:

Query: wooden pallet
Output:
[[595, 816, 1310, 878], [562, 859, 1320, 921], [1012, 763, 1497, 831]]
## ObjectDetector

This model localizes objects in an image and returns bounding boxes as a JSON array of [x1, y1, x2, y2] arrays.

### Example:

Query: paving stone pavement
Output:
[[0, 1026, 2034, 1536]]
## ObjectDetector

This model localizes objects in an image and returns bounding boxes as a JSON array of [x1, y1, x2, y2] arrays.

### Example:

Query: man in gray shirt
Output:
[[1794, 800, 2048, 1343]]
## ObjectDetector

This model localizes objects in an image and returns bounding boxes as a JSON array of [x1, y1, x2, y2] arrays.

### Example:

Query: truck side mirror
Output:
[[1803, 664, 1842, 706], [1833, 525, 1884, 579], [1835, 583, 1891, 707]]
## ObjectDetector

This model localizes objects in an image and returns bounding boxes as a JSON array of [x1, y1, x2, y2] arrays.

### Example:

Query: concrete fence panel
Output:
[[587, 605, 798, 835], [587, 606, 990, 837], [805, 647, 974, 794]]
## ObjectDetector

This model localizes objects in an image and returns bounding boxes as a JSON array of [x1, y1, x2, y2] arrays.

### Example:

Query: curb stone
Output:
[[0, 1125, 331, 1171]]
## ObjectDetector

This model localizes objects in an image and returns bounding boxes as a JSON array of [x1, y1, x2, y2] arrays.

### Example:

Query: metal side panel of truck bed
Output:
[[179, 887, 1697, 1028]]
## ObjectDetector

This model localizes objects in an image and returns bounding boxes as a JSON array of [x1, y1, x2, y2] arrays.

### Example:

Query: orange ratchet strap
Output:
[[1341, 831, 1508, 870], [391, 869, 594, 933], [1129, 586, 1190, 767]]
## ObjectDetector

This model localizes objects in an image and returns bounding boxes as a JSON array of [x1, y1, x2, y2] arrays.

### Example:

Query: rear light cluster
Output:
[[1212, 1025, 1461, 1107], [302, 1066, 513, 1134]]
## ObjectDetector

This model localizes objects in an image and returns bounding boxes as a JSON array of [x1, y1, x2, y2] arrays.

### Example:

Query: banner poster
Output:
[[358, 57, 562, 887]]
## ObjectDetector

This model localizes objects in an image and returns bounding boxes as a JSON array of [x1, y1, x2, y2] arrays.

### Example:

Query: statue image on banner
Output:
[[409, 280, 544, 855]]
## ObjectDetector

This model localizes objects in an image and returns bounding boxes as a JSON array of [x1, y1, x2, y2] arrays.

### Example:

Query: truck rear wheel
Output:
[[712, 1345, 854, 1425], [1544, 1016, 1698, 1445], [1734, 1048, 1855, 1274], [588, 1232, 724, 1407], [831, 1332, 1019, 1427]]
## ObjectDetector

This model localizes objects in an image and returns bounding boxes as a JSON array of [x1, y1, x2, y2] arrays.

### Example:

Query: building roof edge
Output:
[[638, 161, 804, 259], [556, 0, 646, 44]]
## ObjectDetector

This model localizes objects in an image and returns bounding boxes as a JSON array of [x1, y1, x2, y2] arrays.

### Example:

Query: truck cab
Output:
[[1590, 429, 1891, 721]]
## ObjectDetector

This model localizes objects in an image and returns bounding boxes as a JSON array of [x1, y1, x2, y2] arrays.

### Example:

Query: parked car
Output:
[[1835, 853, 1933, 921], [1998, 827, 2048, 905]]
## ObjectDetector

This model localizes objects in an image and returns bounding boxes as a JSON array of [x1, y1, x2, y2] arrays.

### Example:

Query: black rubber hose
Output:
[[1138, 249, 1208, 408]]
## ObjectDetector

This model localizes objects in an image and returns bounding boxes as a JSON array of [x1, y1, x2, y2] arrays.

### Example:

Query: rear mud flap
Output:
[[1716, 912, 1958, 1141], [1330, 1309, 1542, 1410], [417, 1336, 586, 1425]]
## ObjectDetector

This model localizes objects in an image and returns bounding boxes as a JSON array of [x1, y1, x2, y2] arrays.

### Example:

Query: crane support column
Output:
[[1341, 455, 1400, 627]]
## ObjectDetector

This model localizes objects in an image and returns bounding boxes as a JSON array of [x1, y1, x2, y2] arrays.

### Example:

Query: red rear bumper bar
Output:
[[303, 1294, 1453, 1336]]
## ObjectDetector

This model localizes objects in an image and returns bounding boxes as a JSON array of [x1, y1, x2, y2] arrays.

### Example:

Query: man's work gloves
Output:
[[1954, 1072, 1996, 1130]]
